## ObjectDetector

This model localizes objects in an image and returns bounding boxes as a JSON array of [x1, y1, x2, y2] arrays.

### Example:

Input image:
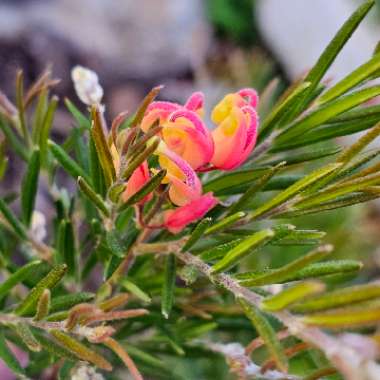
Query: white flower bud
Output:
[[30, 210, 47, 243], [71, 365, 104, 380], [71, 65, 104, 106]]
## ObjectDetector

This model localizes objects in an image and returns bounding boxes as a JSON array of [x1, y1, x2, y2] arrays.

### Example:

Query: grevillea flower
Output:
[[164, 193, 218, 234], [122, 161, 152, 205], [156, 142, 202, 206], [141, 92, 214, 170], [210, 88, 259, 170]]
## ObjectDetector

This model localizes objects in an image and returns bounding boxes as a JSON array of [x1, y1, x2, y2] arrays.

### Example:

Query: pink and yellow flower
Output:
[[210, 88, 259, 170], [164, 193, 218, 234], [127, 87, 259, 233], [141, 93, 213, 170]]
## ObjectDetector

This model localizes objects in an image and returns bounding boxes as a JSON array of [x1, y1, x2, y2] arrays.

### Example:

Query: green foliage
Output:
[[1, 3, 380, 379]]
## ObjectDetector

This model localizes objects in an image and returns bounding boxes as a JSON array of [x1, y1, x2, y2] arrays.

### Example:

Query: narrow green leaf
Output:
[[32, 88, 48, 143], [56, 220, 77, 277], [261, 281, 325, 311], [122, 137, 160, 181], [16, 264, 67, 316], [337, 121, 380, 164], [161, 253, 176, 319], [330, 104, 380, 122], [130, 85, 163, 127], [89, 136, 106, 196], [239, 298, 288, 372], [236, 260, 362, 282], [259, 82, 311, 140], [50, 140, 91, 183], [0, 332, 25, 376], [204, 168, 267, 194], [272, 117, 379, 152], [64, 98, 91, 130], [35, 332, 78, 361], [277, 192, 380, 218], [205, 212, 246, 235], [15, 70, 29, 144], [319, 52, 380, 104], [40, 96, 58, 163], [248, 163, 341, 220], [291, 283, 380, 313], [21, 148, 40, 226], [14, 323, 41, 352], [241, 245, 333, 286], [287, 0, 375, 118], [261, 148, 340, 168], [34, 289, 51, 321], [119, 169, 166, 210], [303, 307, 380, 328], [0, 118, 28, 161], [91, 106, 116, 187], [277, 85, 380, 144], [124, 344, 168, 371], [0, 197, 28, 240], [296, 172, 380, 209], [50, 330, 112, 371], [0, 261, 42, 301], [199, 239, 243, 262], [50, 292, 95, 313], [121, 278, 151, 303], [182, 218, 212, 252], [211, 229, 275, 273], [228, 162, 286, 215], [77, 176, 110, 217]]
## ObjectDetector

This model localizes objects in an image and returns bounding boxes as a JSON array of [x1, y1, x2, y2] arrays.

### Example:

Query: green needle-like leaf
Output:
[[206, 211, 246, 235], [277, 85, 380, 144], [303, 307, 380, 328], [91, 106, 116, 187], [285, 0, 375, 119], [119, 169, 166, 210], [161, 253, 176, 319], [248, 163, 341, 220], [21, 148, 40, 226], [0, 261, 43, 301], [0, 197, 28, 240], [182, 218, 212, 252], [261, 281, 325, 312], [319, 52, 380, 104], [291, 283, 380, 313], [0, 332, 25, 376], [211, 229, 275, 273], [240, 245, 333, 286], [239, 298, 288, 372], [16, 264, 67, 316], [50, 330, 112, 371], [77, 176, 110, 216], [49, 140, 91, 183]]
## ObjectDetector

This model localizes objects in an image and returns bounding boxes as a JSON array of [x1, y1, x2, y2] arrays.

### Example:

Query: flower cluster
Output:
[[72, 66, 259, 234], [124, 88, 259, 233]]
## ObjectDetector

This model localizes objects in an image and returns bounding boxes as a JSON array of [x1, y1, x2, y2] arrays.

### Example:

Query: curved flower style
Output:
[[164, 193, 218, 234], [141, 93, 213, 170], [210, 88, 259, 170], [156, 142, 217, 233], [122, 161, 152, 205]]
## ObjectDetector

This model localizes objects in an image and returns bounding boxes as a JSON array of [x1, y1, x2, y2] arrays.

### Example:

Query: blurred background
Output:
[[1, 1, 380, 377]]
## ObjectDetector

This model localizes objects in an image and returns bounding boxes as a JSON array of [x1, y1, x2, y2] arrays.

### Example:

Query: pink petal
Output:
[[210, 107, 247, 170], [164, 193, 218, 234], [123, 161, 152, 204], [238, 88, 259, 108], [167, 173, 201, 206], [185, 92, 205, 112], [140, 101, 180, 132]]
